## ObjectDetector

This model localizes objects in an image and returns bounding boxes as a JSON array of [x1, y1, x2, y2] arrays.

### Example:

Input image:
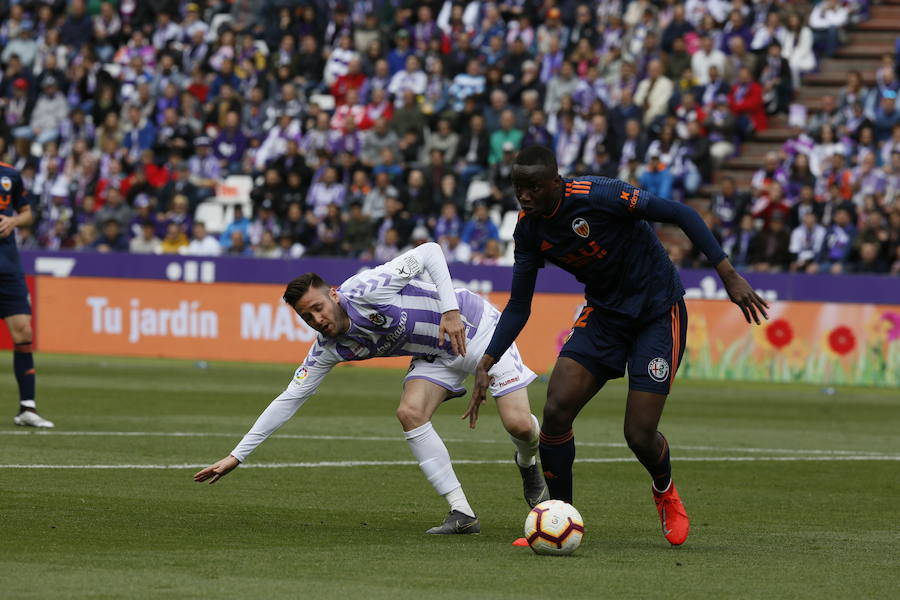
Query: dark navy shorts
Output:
[[559, 299, 687, 395], [0, 271, 31, 318]]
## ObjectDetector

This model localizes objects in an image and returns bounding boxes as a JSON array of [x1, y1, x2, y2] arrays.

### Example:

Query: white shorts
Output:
[[404, 308, 537, 398]]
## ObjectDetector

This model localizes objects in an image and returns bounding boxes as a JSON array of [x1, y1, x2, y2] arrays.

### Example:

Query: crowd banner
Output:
[[19, 251, 900, 386]]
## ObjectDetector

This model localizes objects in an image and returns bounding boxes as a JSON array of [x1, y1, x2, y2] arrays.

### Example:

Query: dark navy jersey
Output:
[[513, 176, 684, 322], [0, 162, 27, 275]]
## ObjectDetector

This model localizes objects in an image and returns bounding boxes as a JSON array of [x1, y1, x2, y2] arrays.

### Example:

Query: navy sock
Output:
[[539, 429, 576, 504], [642, 433, 672, 492], [13, 342, 36, 413]]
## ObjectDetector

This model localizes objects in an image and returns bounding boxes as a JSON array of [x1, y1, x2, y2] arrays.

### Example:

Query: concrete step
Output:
[[847, 31, 900, 44], [724, 155, 774, 171], [853, 19, 900, 33], [796, 86, 842, 102], [819, 57, 882, 72], [754, 126, 799, 143], [741, 141, 781, 158], [833, 44, 895, 60], [870, 5, 900, 18], [803, 71, 877, 87]]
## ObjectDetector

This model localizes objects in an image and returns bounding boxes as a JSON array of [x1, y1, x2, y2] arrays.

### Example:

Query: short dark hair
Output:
[[283, 273, 330, 306], [514, 145, 558, 171]]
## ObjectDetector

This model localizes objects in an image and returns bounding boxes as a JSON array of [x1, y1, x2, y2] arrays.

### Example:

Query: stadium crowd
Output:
[[0, 0, 897, 274]]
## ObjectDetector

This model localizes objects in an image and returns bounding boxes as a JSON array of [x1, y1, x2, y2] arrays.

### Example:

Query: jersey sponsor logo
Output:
[[294, 367, 308, 381], [557, 240, 608, 268], [497, 376, 520, 387], [648, 357, 670, 382], [1, 176, 11, 191], [368, 312, 387, 327], [621, 188, 640, 212], [375, 310, 408, 354], [572, 218, 590, 238]]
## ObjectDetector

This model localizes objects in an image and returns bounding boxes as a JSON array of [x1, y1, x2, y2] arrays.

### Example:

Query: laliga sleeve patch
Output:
[[396, 254, 421, 278], [294, 367, 308, 381], [647, 358, 669, 382]]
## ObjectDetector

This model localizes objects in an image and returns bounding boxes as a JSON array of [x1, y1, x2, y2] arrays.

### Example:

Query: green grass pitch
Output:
[[1, 354, 897, 599]]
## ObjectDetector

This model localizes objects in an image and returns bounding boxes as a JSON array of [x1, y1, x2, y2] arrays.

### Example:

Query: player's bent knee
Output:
[[504, 414, 535, 440], [396, 403, 429, 430], [623, 423, 655, 452], [542, 397, 575, 436], [10, 322, 32, 345]]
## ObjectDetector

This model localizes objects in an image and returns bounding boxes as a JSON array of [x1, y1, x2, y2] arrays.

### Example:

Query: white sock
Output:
[[511, 414, 540, 468], [404, 422, 474, 517], [443, 486, 475, 518]]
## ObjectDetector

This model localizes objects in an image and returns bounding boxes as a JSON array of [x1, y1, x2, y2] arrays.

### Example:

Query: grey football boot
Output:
[[517, 452, 550, 508], [425, 510, 481, 534]]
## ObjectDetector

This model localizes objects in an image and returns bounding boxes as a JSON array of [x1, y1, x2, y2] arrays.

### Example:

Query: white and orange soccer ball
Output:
[[523, 500, 585, 555]]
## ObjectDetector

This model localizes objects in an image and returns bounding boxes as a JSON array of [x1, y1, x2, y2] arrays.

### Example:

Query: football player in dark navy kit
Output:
[[464, 146, 768, 546], [0, 162, 54, 428]]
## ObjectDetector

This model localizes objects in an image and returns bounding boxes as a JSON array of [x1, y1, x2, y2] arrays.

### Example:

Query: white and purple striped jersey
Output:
[[231, 243, 490, 462]]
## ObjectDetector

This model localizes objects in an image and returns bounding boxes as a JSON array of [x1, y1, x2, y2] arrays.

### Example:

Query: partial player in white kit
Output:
[[194, 242, 548, 533]]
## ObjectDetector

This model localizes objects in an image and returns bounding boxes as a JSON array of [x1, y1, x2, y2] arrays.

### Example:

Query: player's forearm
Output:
[[483, 304, 530, 362], [230, 396, 308, 462], [13, 208, 34, 228], [644, 199, 727, 266], [415, 241, 459, 313]]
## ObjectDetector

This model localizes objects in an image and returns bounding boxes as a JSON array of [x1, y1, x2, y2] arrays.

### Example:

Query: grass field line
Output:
[[1, 455, 899, 469], [0, 429, 887, 456]]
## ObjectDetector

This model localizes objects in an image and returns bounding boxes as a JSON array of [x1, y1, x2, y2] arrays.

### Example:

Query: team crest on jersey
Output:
[[294, 367, 308, 381], [368, 312, 387, 327], [572, 218, 590, 238], [648, 358, 669, 382], [1, 176, 11, 191]]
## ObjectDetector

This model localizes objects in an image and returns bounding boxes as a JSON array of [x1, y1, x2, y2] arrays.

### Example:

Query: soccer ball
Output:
[[523, 500, 585, 555]]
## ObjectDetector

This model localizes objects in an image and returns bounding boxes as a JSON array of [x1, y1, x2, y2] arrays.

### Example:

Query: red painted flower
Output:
[[828, 326, 856, 356], [765, 319, 794, 349]]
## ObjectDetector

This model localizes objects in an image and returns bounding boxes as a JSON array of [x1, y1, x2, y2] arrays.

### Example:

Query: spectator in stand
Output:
[[130, 220, 161, 254], [638, 150, 674, 200], [306, 167, 346, 219], [819, 207, 858, 274], [712, 176, 751, 238], [789, 212, 827, 273], [809, 0, 849, 58], [181, 222, 221, 257], [634, 59, 673, 128], [94, 219, 129, 253], [781, 13, 816, 89], [752, 152, 789, 193], [255, 230, 282, 259], [758, 41, 792, 115], [723, 214, 757, 269], [871, 91, 900, 143], [692, 34, 727, 86], [750, 211, 791, 272], [754, 182, 793, 228], [461, 202, 499, 257], [854, 241, 889, 273], [226, 230, 253, 257], [729, 66, 767, 137], [160, 222, 188, 254]]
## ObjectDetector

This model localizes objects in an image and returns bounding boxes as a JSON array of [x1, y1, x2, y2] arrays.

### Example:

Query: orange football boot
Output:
[[652, 481, 690, 546]]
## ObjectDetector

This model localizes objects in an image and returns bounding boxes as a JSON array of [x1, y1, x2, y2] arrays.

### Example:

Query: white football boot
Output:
[[14, 411, 55, 428]]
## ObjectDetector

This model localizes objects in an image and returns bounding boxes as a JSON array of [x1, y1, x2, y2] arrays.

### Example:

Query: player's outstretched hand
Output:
[[463, 356, 493, 428], [193, 455, 240, 484], [718, 263, 769, 325], [0, 215, 14, 238], [439, 309, 467, 356]]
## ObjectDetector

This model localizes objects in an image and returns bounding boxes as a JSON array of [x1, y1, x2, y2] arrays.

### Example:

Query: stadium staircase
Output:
[[697, 0, 900, 205]]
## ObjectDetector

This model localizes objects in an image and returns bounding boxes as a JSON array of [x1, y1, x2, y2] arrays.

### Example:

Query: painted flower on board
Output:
[[765, 319, 793, 350], [882, 312, 900, 342], [828, 326, 856, 356]]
